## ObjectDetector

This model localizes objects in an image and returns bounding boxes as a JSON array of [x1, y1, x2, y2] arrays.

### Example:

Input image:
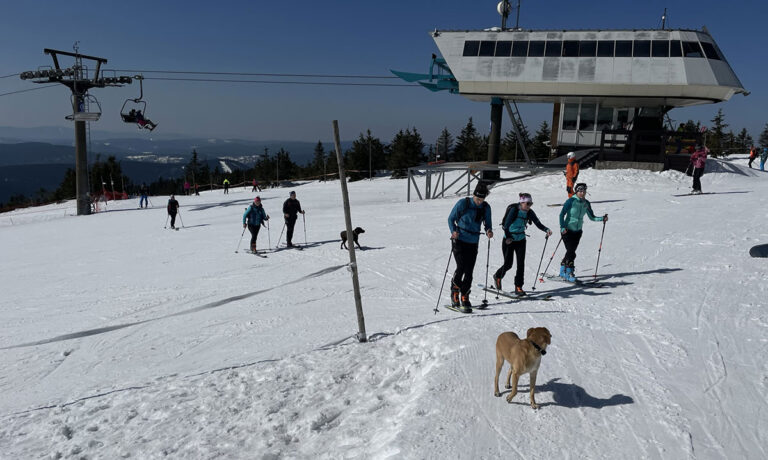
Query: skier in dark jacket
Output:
[[243, 196, 270, 252], [493, 193, 552, 296], [167, 194, 180, 229], [282, 191, 305, 248], [139, 183, 149, 208], [558, 183, 607, 282], [447, 181, 493, 312]]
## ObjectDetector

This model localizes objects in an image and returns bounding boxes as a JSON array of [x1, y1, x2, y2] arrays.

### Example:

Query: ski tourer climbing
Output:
[[243, 196, 270, 253], [558, 183, 607, 282], [167, 194, 180, 229], [447, 181, 493, 313], [282, 191, 305, 248], [493, 193, 552, 296]]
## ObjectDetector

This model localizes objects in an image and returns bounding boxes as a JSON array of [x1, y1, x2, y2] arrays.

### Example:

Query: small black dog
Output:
[[340, 227, 365, 249]]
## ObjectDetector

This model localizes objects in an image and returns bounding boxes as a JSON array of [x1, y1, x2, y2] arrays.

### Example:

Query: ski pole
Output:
[[235, 226, 246, 253], [266, 219, 271, 248], [178, 209, 185, 228], [593, 218, 607, 281], [276, 222, 286, 249], [164, 214, 169, 229], [540, 234, 563, 282], [530, 234, 550, 292], [482, 235, 491, 308], [302, 213, 307, 247], [434, 241, 454, 314]]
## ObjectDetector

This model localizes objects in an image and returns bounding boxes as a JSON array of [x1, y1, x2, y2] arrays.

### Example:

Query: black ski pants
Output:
[[692, 167, 704, 192], [451, 239, 479, 295], [495, 238, 526, 288], [169, 211, 177, 228], [285, 216, 298, 245], [248, 224, 261, 249], [561, 230, 583, 268]]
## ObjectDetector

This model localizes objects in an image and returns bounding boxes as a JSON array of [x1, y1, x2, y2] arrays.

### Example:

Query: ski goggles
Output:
[[519, 194, 533, 205]]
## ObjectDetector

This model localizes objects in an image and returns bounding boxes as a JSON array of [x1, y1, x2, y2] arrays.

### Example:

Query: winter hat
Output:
[[574, 183, 588, 193], [567, 152, 575, 159], [473, 181, 489, 198], [254, 196, 261, 202], [519, 193, 533, 204], [289, 191, 296, 196]]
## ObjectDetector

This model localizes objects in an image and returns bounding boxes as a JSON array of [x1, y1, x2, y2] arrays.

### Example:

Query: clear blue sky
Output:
[[1, 0, 765, 144]]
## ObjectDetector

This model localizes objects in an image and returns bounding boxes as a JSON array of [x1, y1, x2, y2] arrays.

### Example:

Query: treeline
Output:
[[3, 113, 767, 211]]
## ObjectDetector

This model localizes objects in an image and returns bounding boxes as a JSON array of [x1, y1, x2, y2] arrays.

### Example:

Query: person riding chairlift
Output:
[[135, 110, 158, 132]]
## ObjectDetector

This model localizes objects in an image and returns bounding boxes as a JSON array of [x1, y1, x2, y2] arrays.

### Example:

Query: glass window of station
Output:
[[462, 37, 718, 59]]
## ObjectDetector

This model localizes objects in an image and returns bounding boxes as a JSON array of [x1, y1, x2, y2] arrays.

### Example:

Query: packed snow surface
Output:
[[1, 157, 767, 459]]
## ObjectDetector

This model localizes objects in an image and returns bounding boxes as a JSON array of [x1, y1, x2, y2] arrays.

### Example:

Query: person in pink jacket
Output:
[[689, 144, 709, 194]]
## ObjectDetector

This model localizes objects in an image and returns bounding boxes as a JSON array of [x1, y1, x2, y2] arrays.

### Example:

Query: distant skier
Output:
[[282, 191, 305, 248], [243, 196, 269, 253], [184, 181, 191, 195], [139, 183, 149, 208], [558, 183, 607, 282], [167, 194, 180, 229], [565, 152, 579, 198], [689, 144, 709, 194], [251, 179, 261, 192], [223, 178, 230, 194], [448, 181, 493, 312], [493, 193, 552, 296], [760, 147, 768, 171], [748, 146, 757, 169]]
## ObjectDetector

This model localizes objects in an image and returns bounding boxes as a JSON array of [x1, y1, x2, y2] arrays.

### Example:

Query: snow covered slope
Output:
[[1, 158, 767, 459]]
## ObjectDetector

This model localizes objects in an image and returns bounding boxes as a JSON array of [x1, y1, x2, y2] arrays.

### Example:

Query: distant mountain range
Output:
[[0, 126, 352, 203]]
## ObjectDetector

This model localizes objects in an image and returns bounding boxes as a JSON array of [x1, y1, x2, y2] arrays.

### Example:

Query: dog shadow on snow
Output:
[[501, 377, 634, 409]]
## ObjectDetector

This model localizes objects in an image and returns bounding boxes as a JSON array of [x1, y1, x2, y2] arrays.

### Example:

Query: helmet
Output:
[[567, 152, 575, 159]]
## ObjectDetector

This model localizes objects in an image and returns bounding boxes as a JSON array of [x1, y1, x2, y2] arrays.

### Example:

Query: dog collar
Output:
[[530, 340, 546, 355]]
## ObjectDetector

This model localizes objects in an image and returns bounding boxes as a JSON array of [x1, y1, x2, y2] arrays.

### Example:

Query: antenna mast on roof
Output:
[[661, 8, 667, 30]]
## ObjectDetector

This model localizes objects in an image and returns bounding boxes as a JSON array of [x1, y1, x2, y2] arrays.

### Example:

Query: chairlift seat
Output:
[[66, 112, 102, 122]]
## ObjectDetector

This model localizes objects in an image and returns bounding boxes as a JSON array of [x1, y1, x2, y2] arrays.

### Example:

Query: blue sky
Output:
[[1, 0, 765, 144]]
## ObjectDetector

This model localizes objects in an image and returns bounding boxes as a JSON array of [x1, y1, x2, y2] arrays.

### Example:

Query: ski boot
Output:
[[564, 267, 577, 283], [493, 275, 503, 291], [559, 265, 567, 279], [450, 285, 461, 308], [460, 293, 473, 313], [514, 286, 527, 297]]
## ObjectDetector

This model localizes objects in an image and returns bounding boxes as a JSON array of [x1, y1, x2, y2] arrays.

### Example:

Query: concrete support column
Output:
[[484, 97, 503, 181]]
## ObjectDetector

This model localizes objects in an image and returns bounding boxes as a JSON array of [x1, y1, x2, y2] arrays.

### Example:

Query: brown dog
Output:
[[493, 327, 552, 409], [340, 227, 365, 249]]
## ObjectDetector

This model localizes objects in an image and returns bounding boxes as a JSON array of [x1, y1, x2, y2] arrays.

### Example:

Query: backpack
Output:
[[459, 197, 487, 223], [500, 203, 520, 228]]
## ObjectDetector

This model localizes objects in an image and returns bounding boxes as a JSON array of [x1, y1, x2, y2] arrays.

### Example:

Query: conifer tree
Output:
[[759, 123, 768, 149], [345, 130, 386, 181], [735, 128, 753, 150], [708, 108, 728, 156], [530, 121, 551, 162], [388, 128, 425, 178], [311, 141, 326, 179], [452, 117, 483, 162], [500, 123, 531, 161], [436, 128, 453, 162]]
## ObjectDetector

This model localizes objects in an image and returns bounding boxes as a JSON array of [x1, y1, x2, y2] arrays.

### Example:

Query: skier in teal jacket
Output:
[[243, 196, 270, 252], [558, 183, 607, 282]]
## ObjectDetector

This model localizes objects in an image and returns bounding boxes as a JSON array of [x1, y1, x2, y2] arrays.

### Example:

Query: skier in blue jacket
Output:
[[558, 183, 607, 282], [243, 196, 270, 253], [447, 181, 493, 312]]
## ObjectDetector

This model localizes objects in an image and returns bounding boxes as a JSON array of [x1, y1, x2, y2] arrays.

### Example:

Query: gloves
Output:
[[603, 214, 608, 222], [561, 228, 567, 234]]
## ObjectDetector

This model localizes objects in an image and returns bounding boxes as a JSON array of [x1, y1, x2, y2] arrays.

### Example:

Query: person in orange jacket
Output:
[[748, 146, 757, 169], [565, 152, 580, 198]]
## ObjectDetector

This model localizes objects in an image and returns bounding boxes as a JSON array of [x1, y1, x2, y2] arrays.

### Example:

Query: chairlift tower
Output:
[[20, 45, 135, 215]]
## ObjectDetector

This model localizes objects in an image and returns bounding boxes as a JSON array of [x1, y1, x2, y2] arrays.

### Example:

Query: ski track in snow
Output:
[[1, 157, 768, 459]]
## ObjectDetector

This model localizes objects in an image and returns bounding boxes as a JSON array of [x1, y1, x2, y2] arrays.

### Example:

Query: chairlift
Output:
[[65, 93, 102, 122], [120, 75, 147, 124]]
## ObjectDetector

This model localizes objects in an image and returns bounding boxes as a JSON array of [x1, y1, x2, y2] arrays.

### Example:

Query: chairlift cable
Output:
[[0, 85, 59, 98], [1, 73, 21, 79], [141, 76, 415, 87], [108, 69, 399, 79]]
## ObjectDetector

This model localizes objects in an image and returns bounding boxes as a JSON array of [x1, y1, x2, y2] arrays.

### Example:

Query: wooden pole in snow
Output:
[[332, 120, 367, 343]]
